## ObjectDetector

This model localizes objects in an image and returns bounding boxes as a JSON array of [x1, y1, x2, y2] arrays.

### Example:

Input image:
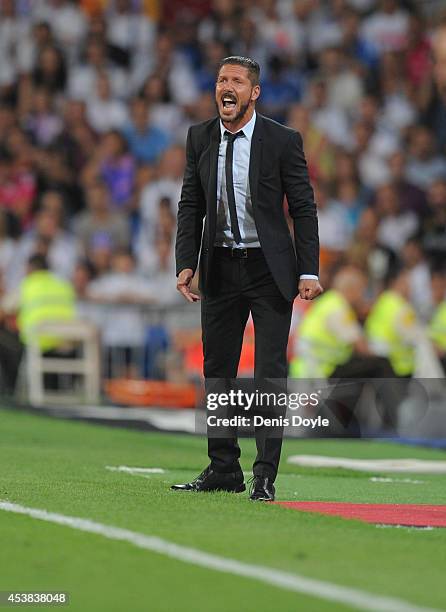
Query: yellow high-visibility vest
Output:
[[18, 270, 75, 351], [429, 301, 446, 351], [290, 290, 356, 378], [365, 290, 416, 376]]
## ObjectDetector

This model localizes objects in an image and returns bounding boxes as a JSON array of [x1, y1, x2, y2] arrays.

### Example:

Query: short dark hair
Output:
[[28, 254, 49, 271], [383, 262, 405, 288], [217, 56, 260, 86]]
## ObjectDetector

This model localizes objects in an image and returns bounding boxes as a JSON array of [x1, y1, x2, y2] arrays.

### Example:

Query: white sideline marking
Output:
[[370, 477, 425, 485], [105, 466, 165, 475], [376, 524, 435, 531], [287, 455, 446, 474], [0, 501, 438, 612]]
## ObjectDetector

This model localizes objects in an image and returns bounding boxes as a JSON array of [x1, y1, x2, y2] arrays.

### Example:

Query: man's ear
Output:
[[251, 85, 260, 102]]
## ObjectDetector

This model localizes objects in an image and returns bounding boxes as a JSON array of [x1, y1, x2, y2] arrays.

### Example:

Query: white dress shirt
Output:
[[215, 111, 318, 280]]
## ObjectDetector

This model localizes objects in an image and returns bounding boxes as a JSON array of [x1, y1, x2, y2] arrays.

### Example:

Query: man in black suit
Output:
[[172, 56, 322, 500]]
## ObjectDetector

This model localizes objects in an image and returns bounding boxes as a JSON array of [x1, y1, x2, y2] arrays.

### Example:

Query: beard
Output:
[[215, 98, 251, 124]]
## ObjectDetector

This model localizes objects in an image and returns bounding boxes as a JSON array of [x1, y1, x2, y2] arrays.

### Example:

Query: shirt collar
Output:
[[219, 110, 256, 143]]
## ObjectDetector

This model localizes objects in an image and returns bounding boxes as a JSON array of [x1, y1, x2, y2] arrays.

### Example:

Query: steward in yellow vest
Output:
[[428, 270, 446, 370], [365, 269, 417, 377], [17, 254, 75, 352], [290, 267, 368, 378], [430, 302, 446, 349]]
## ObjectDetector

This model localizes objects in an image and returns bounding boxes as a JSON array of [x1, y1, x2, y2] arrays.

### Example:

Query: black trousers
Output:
[[201, 248, 293, 481]]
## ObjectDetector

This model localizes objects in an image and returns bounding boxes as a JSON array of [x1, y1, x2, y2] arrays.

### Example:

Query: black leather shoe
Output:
[[249, 476, 275, 501], [171, 465, 245, 493]]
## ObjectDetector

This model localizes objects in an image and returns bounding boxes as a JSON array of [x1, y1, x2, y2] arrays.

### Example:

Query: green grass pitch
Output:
[[0, 407, 445, 611]]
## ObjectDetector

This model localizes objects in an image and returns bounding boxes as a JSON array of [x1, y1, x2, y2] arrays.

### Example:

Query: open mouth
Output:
[[221, 94, 237, 111]]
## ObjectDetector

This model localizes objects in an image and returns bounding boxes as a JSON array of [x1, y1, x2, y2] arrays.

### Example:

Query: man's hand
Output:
[[298, 278, 323, 300], [177, 268, 200, 303]]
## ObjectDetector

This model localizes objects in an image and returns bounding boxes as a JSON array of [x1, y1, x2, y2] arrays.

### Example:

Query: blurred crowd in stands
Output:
[[1, 0, 446, 385]]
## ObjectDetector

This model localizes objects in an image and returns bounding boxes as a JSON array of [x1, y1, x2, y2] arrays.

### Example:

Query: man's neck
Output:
[[222, 106, 255, 133]]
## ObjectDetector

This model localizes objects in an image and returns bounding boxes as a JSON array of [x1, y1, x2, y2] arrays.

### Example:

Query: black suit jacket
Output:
[[175, 113, 319, 302]]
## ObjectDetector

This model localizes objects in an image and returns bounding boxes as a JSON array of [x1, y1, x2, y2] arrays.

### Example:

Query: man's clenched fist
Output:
[[298, 278, 323, 300], [177, 268, 200, 303]]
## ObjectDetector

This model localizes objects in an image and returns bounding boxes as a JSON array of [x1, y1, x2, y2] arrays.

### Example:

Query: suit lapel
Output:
[[206, 120, 220, 239], [249, 114, 263, 209]]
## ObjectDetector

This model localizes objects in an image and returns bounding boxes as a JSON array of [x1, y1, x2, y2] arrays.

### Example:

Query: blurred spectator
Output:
[[232, 15, 268, 69], [388, 150, 428, 218], [122, 96, 171, 164], [378, 53, 416, 133], [33, 144, 81, 214], [107, 0, 155, 61], [332, 179, 365, 234], [198, 0, 238, 49], [290, 266, 392, 380], [32, 0, 87, 64], [137, 195, 176, 275], [139, 145, 184, 236], [258, 55, 303, 123], [422, 22, 446, 149], [315, 180, 352, 253], [32, 44, 67, 94], [375, 183, 419, 254], [88, 233, 113, 278], [19, 21, 54, 76], [318, 46, 363, 115], [353, 120, 389, 188], [73, 258, 95, 302], [68, 38, 127, 101], [1, 252, 76, 392], [400, 237, 432, 321], [333, 150, 368, 196], [341, 7, 379, 70], [428, 270, 446, 370], [145, 234, 182, 306], [72, 180, 130, 252], [84, 130, 135, 210], [0, 0, 31, 91], [287, 104, 335, 182], [405, 13, 431, 89], [56, 98, 96, 177], [86, 72, 128, 133], [17, 252, 76, 389], [39, 189, 67, 226], [150, 31, 200, 108], [0, 210, 16, 289], [86, 247, 153, 376], [140, 74, 184, 138], [254, 0, 304, 59], [0, 147, 36, 230], [10, 204, 81, 289], [306, 77, 351, 149], [345, 208, 397, 289], [0, 103, 15, 143], [106, 0, 156, 91], [360, 0, 409, 55], [24, 87, 63, 146], [365, 266, 418, 377], [422, 178, 446, 266], [85, 12, 130, 68], [0, 308, 22, 393], [196, 40, 229, 93], [406, 126, 446, 190]]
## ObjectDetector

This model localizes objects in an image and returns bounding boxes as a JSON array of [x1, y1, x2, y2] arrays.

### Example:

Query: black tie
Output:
[[224, 130, 244, 244]]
